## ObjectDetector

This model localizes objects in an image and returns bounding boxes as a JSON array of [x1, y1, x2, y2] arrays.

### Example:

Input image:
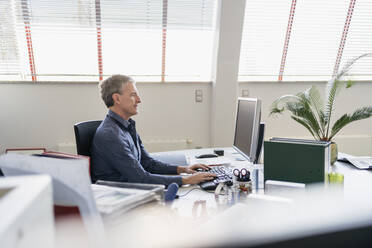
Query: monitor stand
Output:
[[254, 123, 265, 164]]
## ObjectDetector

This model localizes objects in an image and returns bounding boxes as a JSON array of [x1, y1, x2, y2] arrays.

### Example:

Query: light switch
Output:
[[242, 89, 249, 97], [195, 89, 203, 102]]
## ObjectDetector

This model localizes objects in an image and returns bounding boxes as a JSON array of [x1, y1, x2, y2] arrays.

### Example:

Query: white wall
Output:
[[0, 82, 211, 154], [0, 82, 106, 153], [1, 81, 371, 155], [134, 83, 211, 150]]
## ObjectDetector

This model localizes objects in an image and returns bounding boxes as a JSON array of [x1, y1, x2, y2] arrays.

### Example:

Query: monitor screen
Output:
[[233, 98, 261, 162]]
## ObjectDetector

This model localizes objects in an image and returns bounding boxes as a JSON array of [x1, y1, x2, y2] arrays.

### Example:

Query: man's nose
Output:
[[137, 95, 141, 103]]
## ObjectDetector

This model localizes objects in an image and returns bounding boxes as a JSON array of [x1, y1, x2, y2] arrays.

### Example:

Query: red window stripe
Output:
[[95, 0, 103, 81], [21, 2, 37, 81], [332, 0, 356, 77], [161, 0, 168, 82], [278, 0, 297, 81]]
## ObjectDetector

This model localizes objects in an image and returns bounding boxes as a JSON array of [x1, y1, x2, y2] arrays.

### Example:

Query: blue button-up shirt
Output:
[[91, 110, 182, 186]]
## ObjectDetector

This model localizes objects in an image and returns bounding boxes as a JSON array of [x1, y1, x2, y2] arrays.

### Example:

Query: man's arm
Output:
[[99, 130, 183, 186], [138, 136, 180, 175]]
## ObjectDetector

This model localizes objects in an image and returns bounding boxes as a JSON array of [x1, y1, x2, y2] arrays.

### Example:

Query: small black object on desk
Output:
[[195, 153, 218, 159], [214, 149, 224, 156]]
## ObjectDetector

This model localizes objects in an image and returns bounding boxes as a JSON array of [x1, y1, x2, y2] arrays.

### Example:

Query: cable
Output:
[[178, 187, 214, 197], [200, 186, 216, 194]]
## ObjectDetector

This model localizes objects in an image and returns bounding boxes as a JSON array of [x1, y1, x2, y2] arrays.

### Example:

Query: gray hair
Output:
[[99, 74, 135, 108]]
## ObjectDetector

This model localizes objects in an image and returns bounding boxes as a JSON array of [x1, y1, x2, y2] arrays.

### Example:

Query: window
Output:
[[238, 0, 372, 82], [0, 0, 21, 81], [338, 0, 372, 81], [0, 0, 217, 82]]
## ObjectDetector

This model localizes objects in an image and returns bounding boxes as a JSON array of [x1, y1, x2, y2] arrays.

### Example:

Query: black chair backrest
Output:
[[74, 120, 102, 157], [74, 120, 102, 183]]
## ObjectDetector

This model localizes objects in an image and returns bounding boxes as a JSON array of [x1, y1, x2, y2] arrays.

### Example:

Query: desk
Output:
[[103, 148, 372, 248]]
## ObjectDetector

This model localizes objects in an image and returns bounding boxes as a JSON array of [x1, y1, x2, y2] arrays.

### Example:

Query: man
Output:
[[91, 74, 216, 186]]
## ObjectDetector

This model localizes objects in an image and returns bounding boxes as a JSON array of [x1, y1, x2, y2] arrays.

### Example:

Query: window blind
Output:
[[0, 1, 21, 80], [165, 0, 215, 81], [238, 0, 293, 82], [338, 0, 372, 81], [238, 0, 372, 82], [14, 0, 99, 81], [1, 0, 216, 82], [100, 0, 216, 82], [283, 0, 349, 81]]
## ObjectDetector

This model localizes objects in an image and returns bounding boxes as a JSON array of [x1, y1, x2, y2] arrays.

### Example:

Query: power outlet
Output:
[[242, 89, 249, 97], [195, 89, 203, 102]]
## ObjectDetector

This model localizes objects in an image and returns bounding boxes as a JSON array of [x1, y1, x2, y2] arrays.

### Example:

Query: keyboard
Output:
[[199, 166, 233, 190]]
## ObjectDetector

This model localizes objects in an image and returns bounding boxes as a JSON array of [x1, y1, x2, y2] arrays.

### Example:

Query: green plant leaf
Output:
[[324, 79, 342, 137], [298, 93, 323, 139], [325, 53, 372, 138], [329, 106, 372, 140], [270, 54, 372, 141], [346, 80, 354, 88], [269, 94, 301, 116], [319, 110, 328, 140], [286, 100, 322, 140], [307, 86, 326, 136], [291, 116, 317, 140], [270, 89, 323, 140]]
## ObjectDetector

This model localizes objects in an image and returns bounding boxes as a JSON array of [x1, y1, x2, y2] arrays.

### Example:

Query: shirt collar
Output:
[[108, 109, 135, 129]]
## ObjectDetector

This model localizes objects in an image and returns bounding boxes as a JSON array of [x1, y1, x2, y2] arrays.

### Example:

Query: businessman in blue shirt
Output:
[[91, 74, 216, 186]]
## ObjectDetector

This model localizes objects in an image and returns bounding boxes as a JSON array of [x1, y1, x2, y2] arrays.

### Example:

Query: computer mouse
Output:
[[195, 153, 218, 159]]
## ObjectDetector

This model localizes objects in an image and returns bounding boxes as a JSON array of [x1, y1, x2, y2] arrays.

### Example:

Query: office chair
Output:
[[74, 120, 102, 182]]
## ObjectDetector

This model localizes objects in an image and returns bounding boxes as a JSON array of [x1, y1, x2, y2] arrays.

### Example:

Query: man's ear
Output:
[[112, 93, 120, 104]]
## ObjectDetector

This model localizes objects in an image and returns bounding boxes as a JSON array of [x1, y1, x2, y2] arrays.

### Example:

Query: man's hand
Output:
[[182, 172, 217, 185], [177, 164, 211, 174]]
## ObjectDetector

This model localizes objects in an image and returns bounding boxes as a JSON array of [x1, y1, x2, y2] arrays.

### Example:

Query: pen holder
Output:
[[233, 168, 252, 193], [237, 180, 252, 192]]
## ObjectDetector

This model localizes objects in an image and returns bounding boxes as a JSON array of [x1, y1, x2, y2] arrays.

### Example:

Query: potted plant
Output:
[[270, 53, 372, 164]]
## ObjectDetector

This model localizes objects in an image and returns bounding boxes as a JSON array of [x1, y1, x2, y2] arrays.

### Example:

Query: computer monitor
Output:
[[233, 97, 262, 163]]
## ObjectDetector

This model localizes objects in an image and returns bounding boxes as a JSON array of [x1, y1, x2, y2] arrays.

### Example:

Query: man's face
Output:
[[115, 82, 141, 119]]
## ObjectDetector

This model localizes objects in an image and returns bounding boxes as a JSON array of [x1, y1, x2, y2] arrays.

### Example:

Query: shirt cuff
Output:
[[174, 176, 183, 187]]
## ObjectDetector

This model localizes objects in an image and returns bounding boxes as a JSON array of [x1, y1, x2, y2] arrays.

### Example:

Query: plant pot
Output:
[[330, 142, 338, 165]]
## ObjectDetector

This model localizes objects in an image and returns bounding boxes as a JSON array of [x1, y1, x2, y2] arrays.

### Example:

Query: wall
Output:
[[0, 82, 211, 154], [1, 80, 371, 155]]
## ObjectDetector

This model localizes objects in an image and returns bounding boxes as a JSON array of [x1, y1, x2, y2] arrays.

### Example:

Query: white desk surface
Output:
[[103, 148, 372, 248]]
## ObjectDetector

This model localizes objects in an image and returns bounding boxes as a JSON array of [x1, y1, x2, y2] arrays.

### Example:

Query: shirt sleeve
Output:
[[98, 129, 182, 187], [138, 136, 179, 175]]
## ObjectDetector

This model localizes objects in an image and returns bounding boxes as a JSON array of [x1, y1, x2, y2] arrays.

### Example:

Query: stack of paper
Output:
[[338, 152, 372, 169], [92, 184, 158, 215], [91, 181, 164, 219]]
